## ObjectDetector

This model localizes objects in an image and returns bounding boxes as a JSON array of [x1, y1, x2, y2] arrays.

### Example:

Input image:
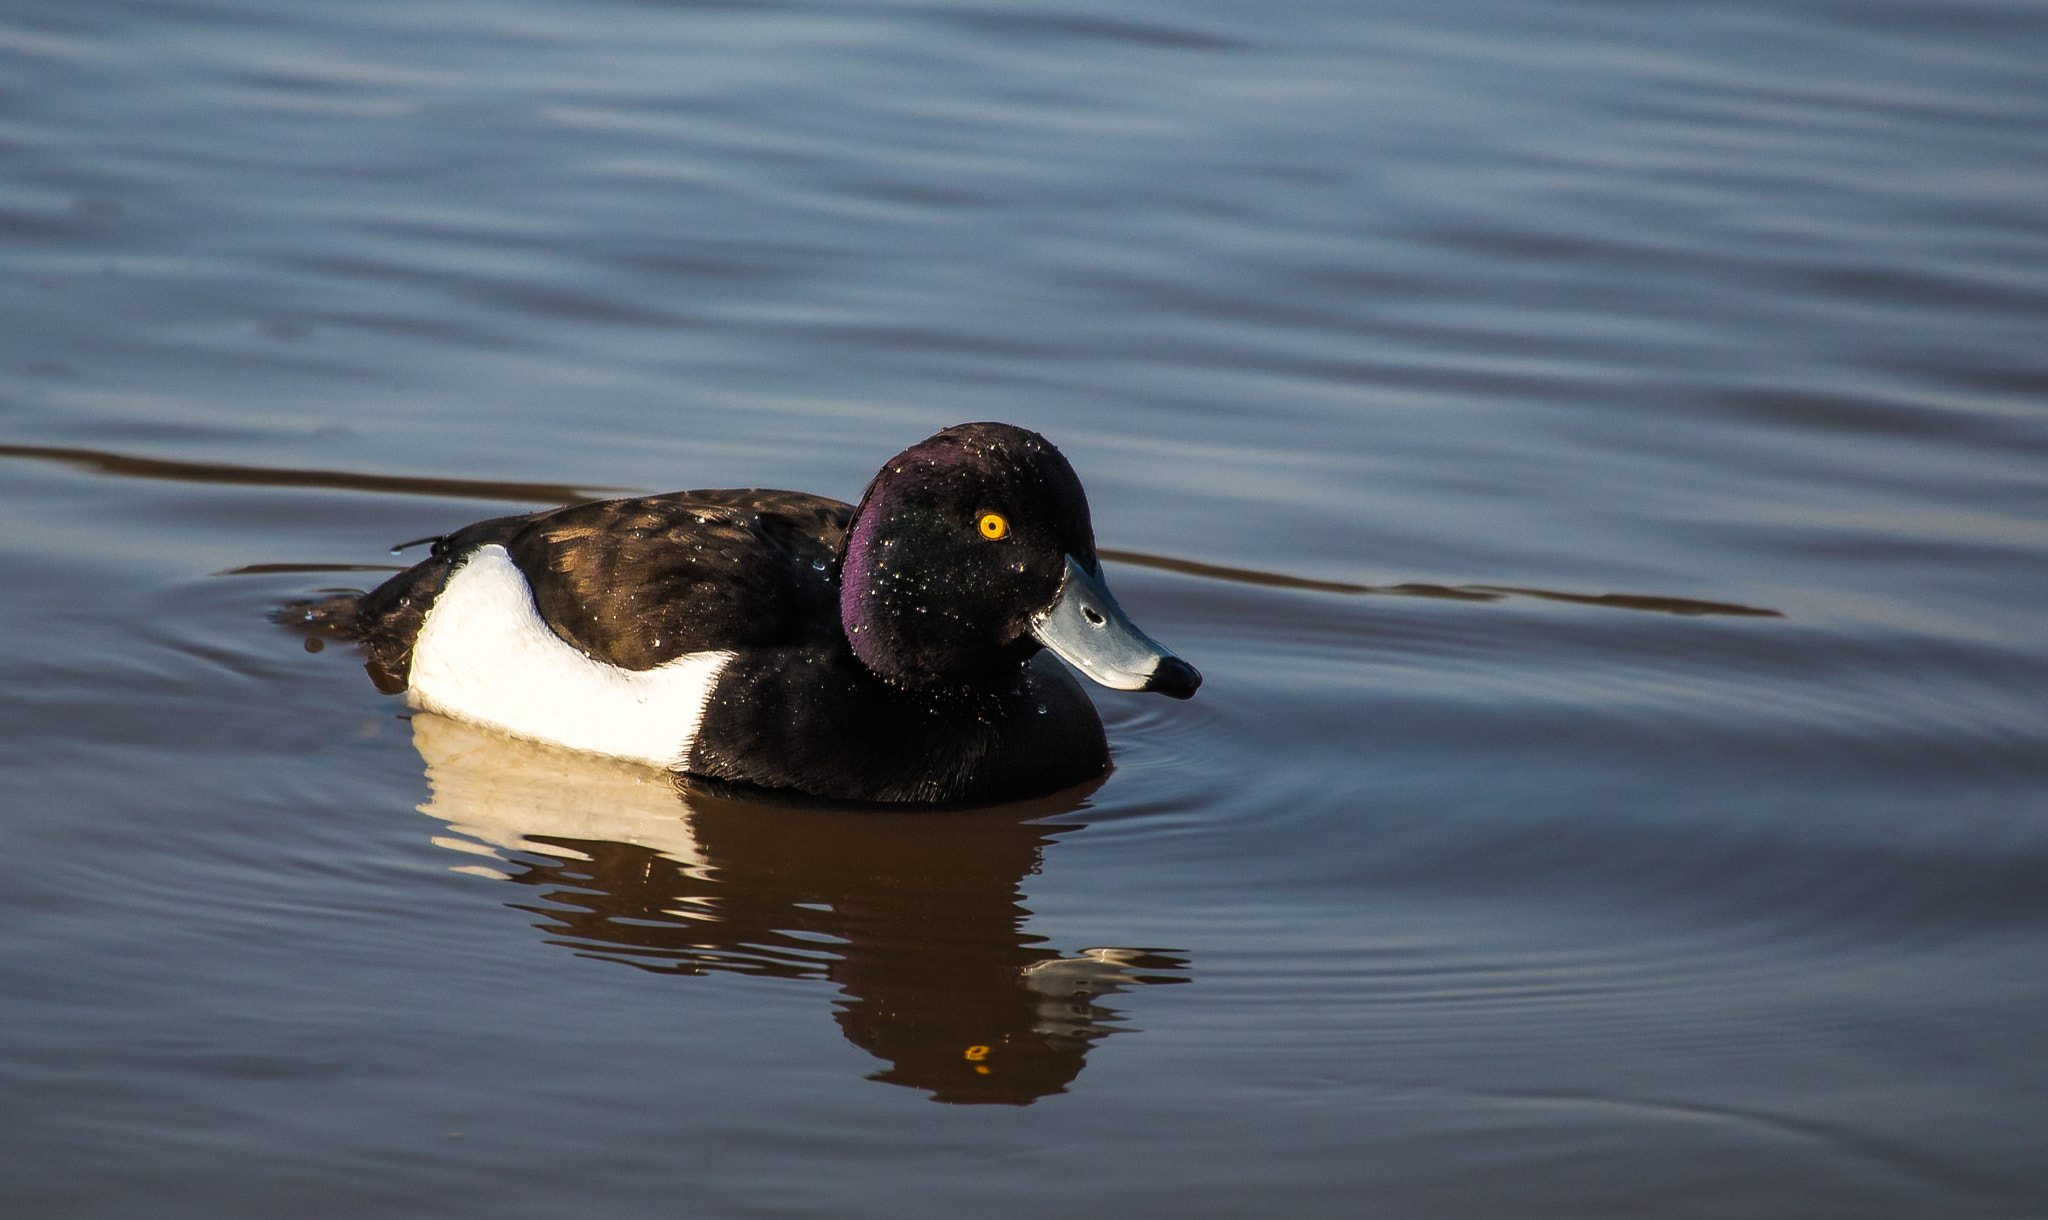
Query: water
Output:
[[4, 0, 2046, 1214]]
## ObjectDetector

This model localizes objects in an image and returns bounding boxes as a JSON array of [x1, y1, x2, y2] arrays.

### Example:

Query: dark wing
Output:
[[291, 489, 853, 689], [503, 489, 852, 670]]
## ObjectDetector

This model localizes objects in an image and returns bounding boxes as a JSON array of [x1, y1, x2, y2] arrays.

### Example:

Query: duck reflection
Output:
[[411, 712, 1189, 1105]]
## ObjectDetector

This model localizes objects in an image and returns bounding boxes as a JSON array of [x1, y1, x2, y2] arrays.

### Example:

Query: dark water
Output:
[[5, 0, 2047, 1215]]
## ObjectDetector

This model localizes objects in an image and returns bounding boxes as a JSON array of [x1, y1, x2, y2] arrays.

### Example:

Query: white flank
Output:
[[407, 545, 733, 769]]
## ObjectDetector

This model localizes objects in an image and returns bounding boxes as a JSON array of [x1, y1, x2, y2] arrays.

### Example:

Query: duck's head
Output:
[[839, 422, 1201, 698]]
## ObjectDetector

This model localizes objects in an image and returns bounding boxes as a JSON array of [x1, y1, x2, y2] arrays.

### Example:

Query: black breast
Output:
[[688, 649, 1110, 804]]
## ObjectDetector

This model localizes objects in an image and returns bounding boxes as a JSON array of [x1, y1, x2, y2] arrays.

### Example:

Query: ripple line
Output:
[[2, 443, 1781, 617]]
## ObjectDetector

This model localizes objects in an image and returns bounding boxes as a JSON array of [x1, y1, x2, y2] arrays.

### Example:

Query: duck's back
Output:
[[317, 489, 851, 692], [499, 489, 850, 669]]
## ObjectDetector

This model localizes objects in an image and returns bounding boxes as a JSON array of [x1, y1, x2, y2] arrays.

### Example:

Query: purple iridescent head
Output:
[[838, 423, 1199, 699]]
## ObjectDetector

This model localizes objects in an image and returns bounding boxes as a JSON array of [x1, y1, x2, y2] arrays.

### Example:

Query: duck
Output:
[[289, 422, 1200, 804]]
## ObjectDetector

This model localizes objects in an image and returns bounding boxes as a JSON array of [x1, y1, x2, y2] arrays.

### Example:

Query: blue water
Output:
[[4, 0, 2046, 1215]]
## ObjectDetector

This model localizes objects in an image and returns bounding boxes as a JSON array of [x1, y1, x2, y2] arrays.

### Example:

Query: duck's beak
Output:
[[1030, 556, 1201, 699]]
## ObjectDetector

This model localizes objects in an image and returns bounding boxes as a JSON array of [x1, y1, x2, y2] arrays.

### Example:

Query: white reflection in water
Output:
[[411, 711, 1191, 1106]]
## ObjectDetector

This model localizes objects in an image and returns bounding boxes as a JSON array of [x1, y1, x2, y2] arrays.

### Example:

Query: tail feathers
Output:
[[278, 554, 455, 695], [273, 591, 368, 638]]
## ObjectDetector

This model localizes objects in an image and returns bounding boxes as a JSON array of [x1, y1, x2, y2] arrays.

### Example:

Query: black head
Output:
[[840, 423, 1086, 686], [840, 423, 1199, 699]]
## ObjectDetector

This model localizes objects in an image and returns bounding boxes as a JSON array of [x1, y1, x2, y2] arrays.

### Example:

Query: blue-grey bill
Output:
[[1030, 555, 1201, 699]]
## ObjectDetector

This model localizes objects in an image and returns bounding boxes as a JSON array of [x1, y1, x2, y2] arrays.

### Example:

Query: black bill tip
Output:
[[1144, 655, 1202, 699]]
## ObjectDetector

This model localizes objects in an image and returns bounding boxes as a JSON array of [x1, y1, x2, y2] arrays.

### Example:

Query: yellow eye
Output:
[[977, 512, 1009, 540]]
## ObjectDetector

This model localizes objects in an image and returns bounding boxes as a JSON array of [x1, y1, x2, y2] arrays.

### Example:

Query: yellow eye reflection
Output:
[[977, 512, 1009, 540]]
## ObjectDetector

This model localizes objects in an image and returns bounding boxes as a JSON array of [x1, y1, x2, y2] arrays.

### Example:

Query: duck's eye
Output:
[[977, 511, 1009, 541]]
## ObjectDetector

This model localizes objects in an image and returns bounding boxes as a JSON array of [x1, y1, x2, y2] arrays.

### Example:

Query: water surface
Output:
[[4, 0, 2046, 1215]]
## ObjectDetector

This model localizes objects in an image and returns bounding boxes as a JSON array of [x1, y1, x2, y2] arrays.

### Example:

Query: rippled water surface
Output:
[[5, 0, 2047, 1215]]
